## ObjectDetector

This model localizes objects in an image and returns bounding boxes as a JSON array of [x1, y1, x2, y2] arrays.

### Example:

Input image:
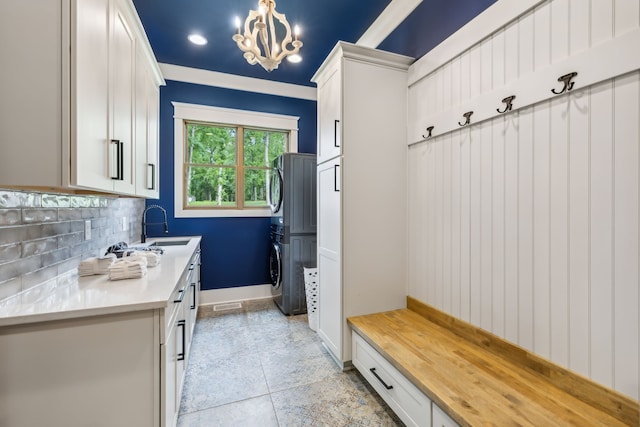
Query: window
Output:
[[173, 103, 299, 217], [184, 122, 287, 209]]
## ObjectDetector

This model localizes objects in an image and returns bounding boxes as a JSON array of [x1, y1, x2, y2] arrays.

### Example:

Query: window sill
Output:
[[174, 207, 272, 218]]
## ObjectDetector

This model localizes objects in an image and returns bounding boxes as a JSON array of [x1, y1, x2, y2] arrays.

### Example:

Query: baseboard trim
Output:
[[199, 284, 273, 306]]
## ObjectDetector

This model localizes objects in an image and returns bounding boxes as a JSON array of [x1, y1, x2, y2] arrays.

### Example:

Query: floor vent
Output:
[[213, 302, 243, 312]]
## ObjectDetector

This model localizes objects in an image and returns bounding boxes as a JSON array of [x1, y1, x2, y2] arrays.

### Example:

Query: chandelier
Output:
[[232, 0, 303, 72]]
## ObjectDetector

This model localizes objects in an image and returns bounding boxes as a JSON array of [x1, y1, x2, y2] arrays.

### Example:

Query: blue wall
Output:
[[146, 80, 317, 290]]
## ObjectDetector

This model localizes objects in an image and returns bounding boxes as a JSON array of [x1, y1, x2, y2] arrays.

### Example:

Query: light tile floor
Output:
[[177, 299, 404, 427]]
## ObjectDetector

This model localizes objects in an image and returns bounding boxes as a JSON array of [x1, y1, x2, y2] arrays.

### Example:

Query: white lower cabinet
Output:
[[163, 246, 201, 427], [352, 332, 431, 427], [0, 245, 200, 427], [0, 310, 159, 427], [352, 332, 460, 427]]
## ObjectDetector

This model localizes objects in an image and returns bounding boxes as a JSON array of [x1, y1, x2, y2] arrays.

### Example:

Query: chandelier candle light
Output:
[[233, 0, 303, 72]]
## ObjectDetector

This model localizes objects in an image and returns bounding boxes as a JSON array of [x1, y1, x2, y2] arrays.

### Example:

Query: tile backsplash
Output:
[[0, 189, 145, 300]]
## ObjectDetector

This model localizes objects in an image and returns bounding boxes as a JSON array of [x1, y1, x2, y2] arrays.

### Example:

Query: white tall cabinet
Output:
[[312, 42, 413, 368], [0, 0, 163, 196]]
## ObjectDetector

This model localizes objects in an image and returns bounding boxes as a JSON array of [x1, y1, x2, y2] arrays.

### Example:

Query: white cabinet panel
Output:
[[135, 48, 161, 198], [317, 63, 341, 164], [162, 320, 178, 427], [317, 157, 341, 254], [110, 0, 136, 194], [73, 0, 112, 192], [317, 157, 341, 358]]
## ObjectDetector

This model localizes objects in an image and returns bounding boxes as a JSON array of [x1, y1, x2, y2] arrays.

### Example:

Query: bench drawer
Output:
[[352, 332, 431, 427]]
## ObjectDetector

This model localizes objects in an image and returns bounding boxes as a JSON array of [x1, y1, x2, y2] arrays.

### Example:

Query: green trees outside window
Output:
[[184, 122, 287, 208]]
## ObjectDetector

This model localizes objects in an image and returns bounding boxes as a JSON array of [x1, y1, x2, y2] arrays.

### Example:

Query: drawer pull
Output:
[[370, 367, 393, 390], [177, 320, 186, 361], [173, 288, 186, 303]]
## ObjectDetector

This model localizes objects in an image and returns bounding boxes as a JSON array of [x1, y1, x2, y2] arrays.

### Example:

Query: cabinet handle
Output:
[[190, 282, 196, 310], [370, 368, 393, 390], [110, 139, 123, 180], [110, 140, 124, 181], [334, 119, 340, 148], [177, 320, 186, 361], [118, 141, 124, 181], [334, 164, 340, 192], [147, 163, 155, 190], [173, 288, 186, 303]]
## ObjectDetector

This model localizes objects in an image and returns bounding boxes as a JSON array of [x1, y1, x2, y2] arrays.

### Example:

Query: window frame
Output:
[[173, 102, 299, 218]]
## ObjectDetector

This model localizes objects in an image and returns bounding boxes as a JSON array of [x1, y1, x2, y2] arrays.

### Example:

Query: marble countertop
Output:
[[0, 236, 201, 327]]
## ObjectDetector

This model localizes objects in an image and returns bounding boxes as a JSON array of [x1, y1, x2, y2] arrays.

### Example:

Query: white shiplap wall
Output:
[[407, 0, 639, 400]]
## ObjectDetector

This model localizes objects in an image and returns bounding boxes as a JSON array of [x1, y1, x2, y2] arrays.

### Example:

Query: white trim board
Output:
[[410, 28, 640, 144], [160, 63, 317, 101], [199, 284, 272, 306], [408, 0, 545, 86], [357, 0, 423, 49]]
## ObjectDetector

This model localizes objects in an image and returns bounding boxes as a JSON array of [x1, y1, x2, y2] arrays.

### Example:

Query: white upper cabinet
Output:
[[109, 0, 137, 194], [0, 0, 164, 196], [73, 0, 112, 191], [135, 48, 160, 198], [316, 62, 342, 164]]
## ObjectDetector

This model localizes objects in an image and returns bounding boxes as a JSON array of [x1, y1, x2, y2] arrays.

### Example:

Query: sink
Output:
[[150, 240, 191, 246]]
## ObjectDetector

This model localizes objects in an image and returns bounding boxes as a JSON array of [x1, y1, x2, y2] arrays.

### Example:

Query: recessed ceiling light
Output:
[[188, 34, 207, 46], [287, 54, 302, 64]]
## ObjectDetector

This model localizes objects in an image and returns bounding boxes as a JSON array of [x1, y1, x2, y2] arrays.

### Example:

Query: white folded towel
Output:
[[108, 257, 147, 281], [124, 251, 161, 267], [79, 254, 116, 276]]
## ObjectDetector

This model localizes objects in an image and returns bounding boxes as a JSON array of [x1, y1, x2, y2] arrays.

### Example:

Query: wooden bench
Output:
[[348, 296, 638, 427]]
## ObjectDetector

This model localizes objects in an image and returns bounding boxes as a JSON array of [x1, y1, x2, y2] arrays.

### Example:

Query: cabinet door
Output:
[[73, 0, 113, 192], [110, 0, 136, 194], [317, 157, 342, 359], [317, 63, 342, 163], [187, 251, 201, 338], [147, 82, 160, 193], [135, 49, 160, 198], [162, 324, 177, 427]]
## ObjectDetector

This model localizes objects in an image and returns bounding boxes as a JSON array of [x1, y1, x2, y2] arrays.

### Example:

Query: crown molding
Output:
[[159, 63, 317, 101], [357, 0, 423, 49]]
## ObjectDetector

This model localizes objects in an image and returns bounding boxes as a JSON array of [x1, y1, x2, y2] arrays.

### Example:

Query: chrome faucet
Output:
[[141, 204, 168, 243]]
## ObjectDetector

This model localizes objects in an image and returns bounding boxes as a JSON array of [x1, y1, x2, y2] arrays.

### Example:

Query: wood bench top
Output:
[[348, 298, 638, 427]]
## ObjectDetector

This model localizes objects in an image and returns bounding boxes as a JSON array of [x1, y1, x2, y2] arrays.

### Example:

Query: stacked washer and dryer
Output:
[[268, 153, 317, 315]]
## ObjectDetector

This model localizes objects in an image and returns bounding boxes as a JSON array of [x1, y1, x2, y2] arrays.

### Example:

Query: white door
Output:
[[317, 64, 342, 163], [110, 0, 136, 194], [135, 50, 160, 198], [317, 157, 342, 359], [72, 0, 112, 192], [162, 325, 177, 427]]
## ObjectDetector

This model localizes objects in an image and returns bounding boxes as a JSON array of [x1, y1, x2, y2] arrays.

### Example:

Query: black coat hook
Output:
[[458, 111, 473, 127], [551, 72, 578, 95], [497, 95, 516, 114], [422, 126, 434, 139]]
